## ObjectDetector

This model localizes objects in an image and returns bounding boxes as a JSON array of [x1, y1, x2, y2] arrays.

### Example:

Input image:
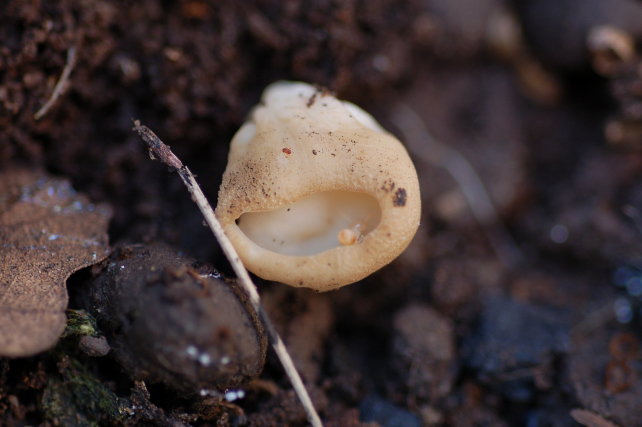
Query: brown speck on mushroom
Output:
[[282, 148, 292, 154], [307, 92, 317, 108], [312, 150, 317, 155], [393, 188, 407, 207]]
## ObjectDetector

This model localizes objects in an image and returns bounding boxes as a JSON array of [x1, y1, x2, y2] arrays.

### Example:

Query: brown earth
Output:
[[2, 0, 642, 426]]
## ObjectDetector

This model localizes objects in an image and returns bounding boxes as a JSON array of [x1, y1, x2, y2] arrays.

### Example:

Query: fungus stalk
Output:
[[133, 121, 323, 427]]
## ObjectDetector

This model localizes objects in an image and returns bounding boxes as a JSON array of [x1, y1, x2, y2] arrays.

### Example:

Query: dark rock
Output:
[[462, 296, 571, 401], [83, 243, 267, 394], [359, 395, 421, 427]]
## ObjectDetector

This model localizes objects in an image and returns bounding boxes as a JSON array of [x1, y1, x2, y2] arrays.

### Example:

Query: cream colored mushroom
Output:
[[215, 81, 421, 291]]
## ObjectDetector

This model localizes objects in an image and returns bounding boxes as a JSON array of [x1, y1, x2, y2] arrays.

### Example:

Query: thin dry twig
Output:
[[391, 104, 524, 269], [570, 302, 616, 340], [132, 120, 323, 427], [34, 46, 77, 120]]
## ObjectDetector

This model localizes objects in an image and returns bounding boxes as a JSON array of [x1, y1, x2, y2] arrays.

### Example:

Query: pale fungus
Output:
[[215, 81, 421, 291]]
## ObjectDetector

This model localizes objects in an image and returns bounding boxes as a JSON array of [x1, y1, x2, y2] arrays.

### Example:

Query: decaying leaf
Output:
[[0, 169, 112, 357], [570, 409, 622, 427]]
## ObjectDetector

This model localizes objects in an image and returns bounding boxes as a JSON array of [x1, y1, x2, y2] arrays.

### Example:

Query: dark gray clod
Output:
[[83, 244, 267, 394], [462, 296, 570, 401]]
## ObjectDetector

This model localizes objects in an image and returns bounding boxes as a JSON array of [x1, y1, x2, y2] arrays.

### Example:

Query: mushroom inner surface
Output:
[[237, 191, 381, 256]]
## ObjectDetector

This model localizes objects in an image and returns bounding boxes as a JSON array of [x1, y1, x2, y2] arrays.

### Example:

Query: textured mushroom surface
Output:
[[216, 81, 421, 291]]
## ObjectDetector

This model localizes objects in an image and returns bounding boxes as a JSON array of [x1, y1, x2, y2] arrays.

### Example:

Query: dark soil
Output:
[[2, 0, 642, 426]]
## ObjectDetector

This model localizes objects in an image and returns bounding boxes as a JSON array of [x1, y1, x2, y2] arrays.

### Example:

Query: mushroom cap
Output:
[[215, 81, 421, 291]]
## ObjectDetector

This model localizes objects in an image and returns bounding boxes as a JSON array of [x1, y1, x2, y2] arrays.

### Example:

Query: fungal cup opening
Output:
[[237, 191, 382, 256]]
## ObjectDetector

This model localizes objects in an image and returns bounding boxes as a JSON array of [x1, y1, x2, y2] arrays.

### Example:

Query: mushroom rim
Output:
[[235, 190, 383, 257]]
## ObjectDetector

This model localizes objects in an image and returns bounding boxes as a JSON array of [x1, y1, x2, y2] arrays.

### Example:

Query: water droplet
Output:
[[626, 276, 642, 297], [186, 345, 198, 357], [614, 266, 633, 287], [614, 298, 633, 323], [198, 353, 211, 366], [550, 225, 568, 243]]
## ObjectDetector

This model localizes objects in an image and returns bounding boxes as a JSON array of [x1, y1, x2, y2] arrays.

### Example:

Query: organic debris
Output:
[[41, 354, 126, 427], [133, 121, 323, 426], [33, 46, 77, 121], [3, 0, 642, 425], [571, 409, 622, 427], [0, 169, 111, 357]]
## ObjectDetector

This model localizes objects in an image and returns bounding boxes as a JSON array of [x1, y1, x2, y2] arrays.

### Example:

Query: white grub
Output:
[[216, 81, 421, 291]]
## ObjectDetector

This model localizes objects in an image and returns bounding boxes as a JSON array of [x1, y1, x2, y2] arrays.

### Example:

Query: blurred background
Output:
[[2, 0, 642, 426]]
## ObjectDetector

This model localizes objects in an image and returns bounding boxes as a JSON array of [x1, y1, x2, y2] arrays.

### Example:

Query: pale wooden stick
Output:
[[133, 121, 323, 427], [34, 46, 77, 120]]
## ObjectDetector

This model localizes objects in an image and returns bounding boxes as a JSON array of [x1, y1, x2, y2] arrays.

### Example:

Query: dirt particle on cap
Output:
[[282, 148, 291, 154], [306, 92, 317, 108], [393, 188, 407, 207]]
